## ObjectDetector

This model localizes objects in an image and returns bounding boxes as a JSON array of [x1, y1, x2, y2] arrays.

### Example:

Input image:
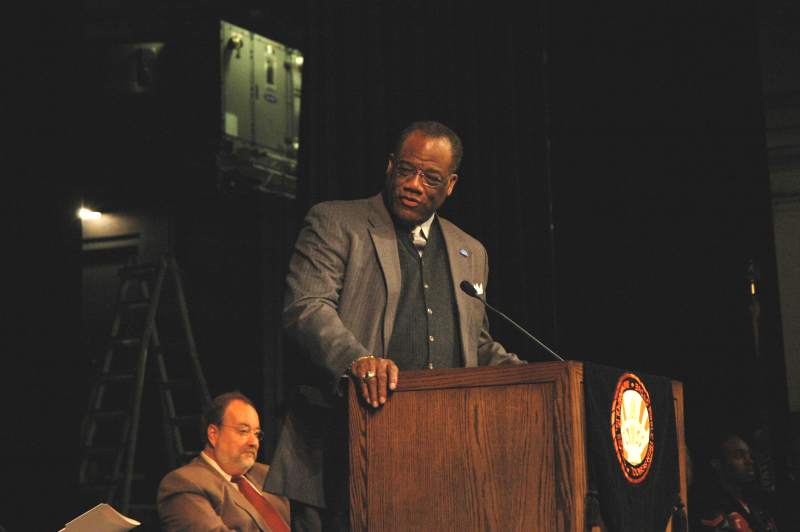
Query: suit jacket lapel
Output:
[[231, 495, 270, 532], [439, 218, 477, 367], [367, 194, 401, 355], [194, 458, 270, 531]]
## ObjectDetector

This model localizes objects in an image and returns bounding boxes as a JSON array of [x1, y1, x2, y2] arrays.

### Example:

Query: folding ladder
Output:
[[78, 255, 211, 516]]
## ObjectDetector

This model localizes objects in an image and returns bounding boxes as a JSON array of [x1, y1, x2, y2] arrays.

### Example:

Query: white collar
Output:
[[415, 213, 436, 239], [200, 450, 233, 481], [200, 450, 262, 496]]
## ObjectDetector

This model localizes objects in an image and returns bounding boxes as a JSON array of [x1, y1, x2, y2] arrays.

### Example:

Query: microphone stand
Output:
[[460, 281, 565, 362]]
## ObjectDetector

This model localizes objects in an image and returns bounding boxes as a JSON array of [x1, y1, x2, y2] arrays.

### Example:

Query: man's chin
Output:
[[239, 455, 256, 470], [391, 203, 427, 227]]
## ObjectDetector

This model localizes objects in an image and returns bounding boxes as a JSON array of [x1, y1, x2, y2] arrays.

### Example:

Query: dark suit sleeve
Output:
[[283, 203, 370, 391], [157, 470, 235, 532], [476, 249, 527, 366]]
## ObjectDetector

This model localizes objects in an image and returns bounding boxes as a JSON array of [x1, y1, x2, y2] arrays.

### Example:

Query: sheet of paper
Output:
[[60, 503, 140, 532]]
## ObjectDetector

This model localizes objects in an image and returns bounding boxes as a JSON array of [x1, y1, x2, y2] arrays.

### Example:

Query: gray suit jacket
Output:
[[158, 457, 290, 532], [265, 193, 523, 507]]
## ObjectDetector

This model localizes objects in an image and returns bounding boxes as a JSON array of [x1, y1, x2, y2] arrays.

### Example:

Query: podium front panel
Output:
[[349, 362, 588, 531]]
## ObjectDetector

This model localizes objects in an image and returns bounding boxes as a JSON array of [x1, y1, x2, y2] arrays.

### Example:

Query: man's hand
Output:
[[349, 355, 399, 408]]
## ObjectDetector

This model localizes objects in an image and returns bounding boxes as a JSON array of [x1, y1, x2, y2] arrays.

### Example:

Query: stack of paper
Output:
[[59, 503, 141, 532]]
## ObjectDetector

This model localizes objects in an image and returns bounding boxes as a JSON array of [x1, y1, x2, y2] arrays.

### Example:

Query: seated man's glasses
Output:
[[220, 424, 264, 441], [393, 160, 449, 189]]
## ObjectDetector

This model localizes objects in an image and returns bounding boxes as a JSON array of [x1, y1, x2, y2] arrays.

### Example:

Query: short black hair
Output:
[[393, 121, 464, 173], [710, 432, 748, 461], [202, 391, 256, 445]]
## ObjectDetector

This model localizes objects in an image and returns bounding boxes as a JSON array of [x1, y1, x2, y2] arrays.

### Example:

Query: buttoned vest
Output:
[[387, 218, 462, 370]]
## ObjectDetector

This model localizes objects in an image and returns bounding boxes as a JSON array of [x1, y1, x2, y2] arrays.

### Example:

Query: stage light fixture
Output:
[[78, 207, 102, 221]]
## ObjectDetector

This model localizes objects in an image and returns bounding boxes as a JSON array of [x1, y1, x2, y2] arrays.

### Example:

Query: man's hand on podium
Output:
[[349, 355, 399, 408]]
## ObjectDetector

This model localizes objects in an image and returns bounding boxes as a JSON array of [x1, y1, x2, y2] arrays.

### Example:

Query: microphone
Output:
[[459, 280, 565, 362]]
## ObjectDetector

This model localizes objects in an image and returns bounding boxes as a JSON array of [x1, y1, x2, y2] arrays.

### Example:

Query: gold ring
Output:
[[365, 370, 377, 380]]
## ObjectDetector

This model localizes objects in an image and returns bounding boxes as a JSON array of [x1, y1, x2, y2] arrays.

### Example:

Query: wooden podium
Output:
[[348, 361, 687, 531]]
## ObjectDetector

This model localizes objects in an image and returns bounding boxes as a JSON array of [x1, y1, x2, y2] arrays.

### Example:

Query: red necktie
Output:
[[231, 475, 290, 532]]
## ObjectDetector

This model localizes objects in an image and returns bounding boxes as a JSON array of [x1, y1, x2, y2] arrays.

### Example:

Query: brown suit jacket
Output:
[[265, 193, 523, 508], [158, 456, 290, 532]]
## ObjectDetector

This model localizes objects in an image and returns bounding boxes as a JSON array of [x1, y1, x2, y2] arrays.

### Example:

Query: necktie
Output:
[[231, 475, 290, 532], [411, 226, 427, 255]]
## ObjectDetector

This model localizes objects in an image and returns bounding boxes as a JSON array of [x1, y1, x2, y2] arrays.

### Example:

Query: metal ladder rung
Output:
[[112, 337, 142, 348], [118, 264, 158, 280], [121, 299, 150, 310]]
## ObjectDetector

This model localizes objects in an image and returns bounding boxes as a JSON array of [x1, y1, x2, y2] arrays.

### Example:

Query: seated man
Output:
[[158, 391, 290, 532], [693, 433, 779, 532]]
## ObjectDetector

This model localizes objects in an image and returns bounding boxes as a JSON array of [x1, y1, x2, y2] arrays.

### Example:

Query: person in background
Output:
[[692, 433, 779, 532], [158, 391, 290, 532]]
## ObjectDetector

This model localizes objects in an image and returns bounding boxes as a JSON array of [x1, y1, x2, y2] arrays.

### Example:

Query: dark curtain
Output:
[[283, 0, 787, 461], [546, 1, 786, 451], [293, 0, 557, 362]]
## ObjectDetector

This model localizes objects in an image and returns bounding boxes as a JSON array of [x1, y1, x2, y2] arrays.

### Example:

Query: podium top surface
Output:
[[390, 361, 682, 392], [391, 361, 580, 392]]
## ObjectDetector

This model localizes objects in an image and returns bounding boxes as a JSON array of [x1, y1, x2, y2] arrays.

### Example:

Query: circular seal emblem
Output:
[[610, 372, 655, 483]]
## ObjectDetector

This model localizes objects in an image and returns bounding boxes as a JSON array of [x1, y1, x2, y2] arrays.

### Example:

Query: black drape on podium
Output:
[[584, 363, 680, 532]]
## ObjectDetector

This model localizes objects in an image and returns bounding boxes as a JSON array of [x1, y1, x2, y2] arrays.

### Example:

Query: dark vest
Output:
[[387, 218, 463, 370]]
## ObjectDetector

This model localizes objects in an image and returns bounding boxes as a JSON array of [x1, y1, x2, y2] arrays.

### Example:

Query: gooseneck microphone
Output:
[[459, 280, 565, 362]]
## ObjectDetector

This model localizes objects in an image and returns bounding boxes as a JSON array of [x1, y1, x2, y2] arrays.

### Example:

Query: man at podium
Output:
[[265, 121, 525, 531]]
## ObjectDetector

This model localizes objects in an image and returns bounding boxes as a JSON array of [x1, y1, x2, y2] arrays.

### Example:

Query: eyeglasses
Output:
[[219, 424, 264, 441], [393, 160, 450, 189]]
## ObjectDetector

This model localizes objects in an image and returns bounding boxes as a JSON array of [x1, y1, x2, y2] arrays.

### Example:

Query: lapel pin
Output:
[[459, 248, 470, 257]]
